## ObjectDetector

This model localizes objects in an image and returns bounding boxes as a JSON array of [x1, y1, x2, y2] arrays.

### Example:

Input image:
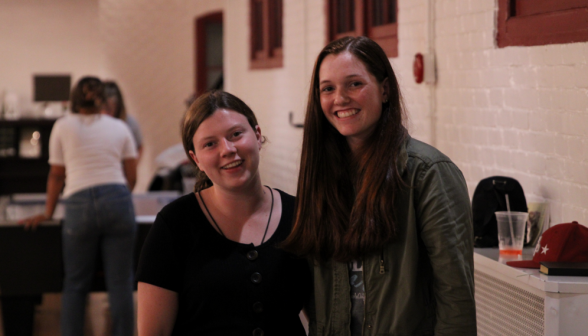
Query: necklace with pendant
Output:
[[199, 185, 274, 244]]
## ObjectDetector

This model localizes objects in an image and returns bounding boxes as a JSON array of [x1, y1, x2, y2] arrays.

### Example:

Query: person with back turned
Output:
[[20, 76, 138, 336]]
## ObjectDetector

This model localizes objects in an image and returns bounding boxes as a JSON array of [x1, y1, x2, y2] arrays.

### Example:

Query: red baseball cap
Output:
[[507, 221, 588, 269]]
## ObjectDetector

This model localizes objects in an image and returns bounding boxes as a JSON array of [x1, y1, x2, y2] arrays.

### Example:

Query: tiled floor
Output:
[[35, 293, 114, 336], [33, 293, 62, 336], [4, 293, 304, 335], [1, 293, 135, 336]]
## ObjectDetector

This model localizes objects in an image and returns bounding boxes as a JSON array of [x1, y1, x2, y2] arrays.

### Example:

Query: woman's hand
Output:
[[18, 214, 51, 231], [18, 164, 65, 231]]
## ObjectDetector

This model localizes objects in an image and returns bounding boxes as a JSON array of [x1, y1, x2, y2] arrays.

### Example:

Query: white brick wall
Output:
[[0, 0, 104, 112], [9, 0, 584, 225], [435, 0, 588, 224], [99, 0, 223, 191], [223, 0, 327, 195], [393, 0, 431, 143]]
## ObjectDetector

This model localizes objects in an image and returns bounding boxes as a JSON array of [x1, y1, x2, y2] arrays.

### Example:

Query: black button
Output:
[[252, 301, 263, 313], [247, 250, 259, 261], [252, 328, 264, 336], [251, 272, 262, 284]]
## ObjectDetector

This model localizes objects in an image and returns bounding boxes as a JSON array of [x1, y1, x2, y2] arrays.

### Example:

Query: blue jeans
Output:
[[61, 184, 136, 336]]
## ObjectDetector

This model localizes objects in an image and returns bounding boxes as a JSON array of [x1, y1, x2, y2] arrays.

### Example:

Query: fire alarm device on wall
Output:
[[413, 53, 424, 84], [413, 53, 436, 84]]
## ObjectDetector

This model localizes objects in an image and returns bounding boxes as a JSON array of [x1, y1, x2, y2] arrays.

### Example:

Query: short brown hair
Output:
[[70, 76, 104, 113], [181, 90, 264, 192]]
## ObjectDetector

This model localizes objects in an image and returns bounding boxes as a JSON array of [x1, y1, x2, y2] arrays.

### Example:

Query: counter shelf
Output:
[[474, 247, 588, 336]]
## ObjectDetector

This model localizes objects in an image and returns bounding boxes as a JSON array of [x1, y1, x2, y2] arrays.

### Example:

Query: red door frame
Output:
[[195, 12, 223, 96]]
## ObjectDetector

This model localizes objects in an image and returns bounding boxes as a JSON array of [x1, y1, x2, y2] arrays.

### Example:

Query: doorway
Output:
[[195, 12, 223, 96]]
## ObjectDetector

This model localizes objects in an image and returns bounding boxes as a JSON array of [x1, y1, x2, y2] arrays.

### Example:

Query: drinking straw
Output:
[[505, 194, 515, 245]]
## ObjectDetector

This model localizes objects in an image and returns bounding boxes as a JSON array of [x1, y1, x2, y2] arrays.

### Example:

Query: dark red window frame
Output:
[[327, 0, 398, 58], [195, 12, 223, 96], [250, 0, 283, 69], [497, 0, 588, 48]]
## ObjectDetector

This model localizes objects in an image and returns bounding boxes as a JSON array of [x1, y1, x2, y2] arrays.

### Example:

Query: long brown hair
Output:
[[103, 81, 128, 121], [181, 90, 265, 192], [282, 36, 408, 262]]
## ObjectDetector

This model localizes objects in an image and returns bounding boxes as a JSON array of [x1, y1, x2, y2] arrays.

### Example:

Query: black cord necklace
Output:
[[198, 185, 275, 244]]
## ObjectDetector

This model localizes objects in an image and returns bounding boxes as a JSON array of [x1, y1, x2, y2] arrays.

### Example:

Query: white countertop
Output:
[[475, 247, 588, 294], [0, 191, 180, 226]]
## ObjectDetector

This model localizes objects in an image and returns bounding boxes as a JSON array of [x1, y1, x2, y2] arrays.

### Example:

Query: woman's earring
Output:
[[383, 97, 388, 104]]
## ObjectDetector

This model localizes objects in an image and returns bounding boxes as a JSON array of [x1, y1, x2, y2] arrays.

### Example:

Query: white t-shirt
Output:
[[49, 113, 137, 197]]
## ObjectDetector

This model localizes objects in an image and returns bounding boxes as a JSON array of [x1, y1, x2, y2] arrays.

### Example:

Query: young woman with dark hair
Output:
[[136, 90, 311, 336], [20, 76, 138, 336], [283, 36, 477, 335], [102, 81, 144, 161]]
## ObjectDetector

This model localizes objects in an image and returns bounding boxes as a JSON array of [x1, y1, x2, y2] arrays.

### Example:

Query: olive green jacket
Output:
[[308, 137, 477, 336]]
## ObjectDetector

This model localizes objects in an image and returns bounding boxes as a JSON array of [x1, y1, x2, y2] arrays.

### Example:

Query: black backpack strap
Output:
[[492, 179, 507, 210]]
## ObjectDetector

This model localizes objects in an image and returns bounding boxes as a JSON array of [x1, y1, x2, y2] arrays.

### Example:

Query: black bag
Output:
[[471, 176, 528, 247]]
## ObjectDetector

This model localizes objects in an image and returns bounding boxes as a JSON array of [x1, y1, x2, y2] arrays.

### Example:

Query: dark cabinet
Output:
[[0, 119, 56, 195]]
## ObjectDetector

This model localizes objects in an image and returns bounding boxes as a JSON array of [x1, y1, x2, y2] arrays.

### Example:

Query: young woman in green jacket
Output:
[[283, 36, 477, 336]]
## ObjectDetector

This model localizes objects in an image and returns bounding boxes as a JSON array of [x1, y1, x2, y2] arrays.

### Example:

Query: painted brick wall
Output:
[[393, 0, 432, 144], [99, 0, 223, 191], [435, 0, 588, 224], [96, 0, 587, 225], [0, 0, 104, 113], [223, 0, 326, 195], [226, 0, 433, 195]]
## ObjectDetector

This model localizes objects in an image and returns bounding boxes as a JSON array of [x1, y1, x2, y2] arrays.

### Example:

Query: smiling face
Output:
[[318, 51, 389, 153], [188, 109, 263, 191]]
